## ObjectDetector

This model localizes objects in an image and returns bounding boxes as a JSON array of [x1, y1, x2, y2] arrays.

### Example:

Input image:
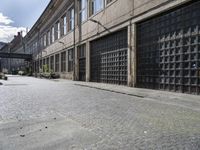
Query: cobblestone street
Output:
[[0, 76, 200, 150]]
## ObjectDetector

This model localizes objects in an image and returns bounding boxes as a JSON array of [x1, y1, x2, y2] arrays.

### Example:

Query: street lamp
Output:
[[90, 19, 111, 33], [58, 41, 65, 45]]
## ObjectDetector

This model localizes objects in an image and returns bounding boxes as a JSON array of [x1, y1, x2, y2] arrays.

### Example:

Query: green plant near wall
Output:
[[43, 64, 49, 73]]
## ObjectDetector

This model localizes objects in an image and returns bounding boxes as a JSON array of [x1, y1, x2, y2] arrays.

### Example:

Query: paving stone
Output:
[[0, 76, 199, 149]]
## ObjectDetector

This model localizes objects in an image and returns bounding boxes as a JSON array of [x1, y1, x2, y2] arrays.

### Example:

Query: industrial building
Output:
[[0, 32, 27, 73], [2, 0, 200, 94]]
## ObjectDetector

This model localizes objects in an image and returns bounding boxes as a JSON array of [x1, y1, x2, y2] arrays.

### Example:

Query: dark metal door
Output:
[[79, 58, 86, 81], [90, 29, 128, 85], [79, 45, 86, 81], [137, 1, 200, 94]]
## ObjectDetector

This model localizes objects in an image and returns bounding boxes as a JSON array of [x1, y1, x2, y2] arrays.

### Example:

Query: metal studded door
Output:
[[91, 29, 128, 85], [137, 2, 200, 94]]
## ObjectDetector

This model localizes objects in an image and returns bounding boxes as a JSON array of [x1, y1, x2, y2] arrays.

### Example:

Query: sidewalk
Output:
[[67, 80, 200, 112]]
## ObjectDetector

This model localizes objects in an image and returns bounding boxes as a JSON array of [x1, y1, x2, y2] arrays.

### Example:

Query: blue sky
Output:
[[0, 0, 50, 42]]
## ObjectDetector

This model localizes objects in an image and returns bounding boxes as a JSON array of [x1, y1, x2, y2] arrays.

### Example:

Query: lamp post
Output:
[[73, 1, 76, 81], [36, 27, 40, 77], [58, 41, 65, 46], [90, 19, 111, 33]]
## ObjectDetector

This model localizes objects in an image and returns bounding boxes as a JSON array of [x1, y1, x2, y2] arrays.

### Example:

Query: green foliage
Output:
[[43, 64, 49, 73]]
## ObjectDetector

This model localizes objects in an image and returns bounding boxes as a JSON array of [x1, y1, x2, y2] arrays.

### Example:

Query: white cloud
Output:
[[0, 12, 26, 43], [0, 13, 13, 25], [0, 25, 26, 43]]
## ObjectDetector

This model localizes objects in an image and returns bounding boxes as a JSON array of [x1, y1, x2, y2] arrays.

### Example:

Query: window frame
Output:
[[63, 15, 67, 35], [90, 0, 104, 16], [43, 34, 47, 47], [47, 30, 51, 46], [57, 21, 61, 39], [68, 7, 75, 31], [106, 0, 113, 5], [79, 0, 88, 23], [51, 26, 55, 43]]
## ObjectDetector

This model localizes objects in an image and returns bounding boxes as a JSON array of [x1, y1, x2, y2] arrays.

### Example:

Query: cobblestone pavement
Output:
[[0, 76, 200, 150]]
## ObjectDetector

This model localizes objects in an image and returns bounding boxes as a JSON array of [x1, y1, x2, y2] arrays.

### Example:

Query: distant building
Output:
[[0, 42, 6, 50], [0, 32, 26, 73], [5, 0, 200, 95], [0, 42, 6, 71]]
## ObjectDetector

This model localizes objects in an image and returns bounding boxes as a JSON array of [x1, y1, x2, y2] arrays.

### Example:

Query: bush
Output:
[[40, 72, 60, 79], [18, 71, 25, 76], [0, 73, 8, 80]]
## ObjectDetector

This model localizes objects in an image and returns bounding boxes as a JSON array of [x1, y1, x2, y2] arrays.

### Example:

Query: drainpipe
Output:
[[73, 0, 76, 81], [37, 28, 40, 77]]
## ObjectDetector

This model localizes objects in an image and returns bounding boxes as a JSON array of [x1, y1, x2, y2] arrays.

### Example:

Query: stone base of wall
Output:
[[59, 72, 73, 80]]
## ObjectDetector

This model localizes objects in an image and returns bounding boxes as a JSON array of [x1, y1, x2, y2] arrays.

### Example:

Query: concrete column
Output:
[[127, 23, 137, 87], [86, 41, 90, 82]]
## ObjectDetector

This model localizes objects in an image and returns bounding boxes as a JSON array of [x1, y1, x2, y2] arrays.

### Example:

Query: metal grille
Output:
[[137, 2, 200, 94], [46, 57, 49, 68], [61, 51, 66, 72], [91, 29, 128, 85], [50, 56, 54, 71], [55, 54, 60, 72], [78, 45, 86, 81]]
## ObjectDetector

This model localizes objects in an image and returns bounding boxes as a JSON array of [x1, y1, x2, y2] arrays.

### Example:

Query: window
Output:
[[106, 0, 113, 5], [40, 37, 43, 49], [61, 15, 67, 36], [55, 54, 60, 72], [63, 16, 67, 35], [78, 44, 86, 58], [90, 0, 104, 16], [68, 7, 74, 31], [47, 30, 51, 45], [35, 43, 37, 52], [43, 34, 47, 47], [51, 26, 55, 43], [68, 49, 74, 72], [57, 22, 61, 39], [79, 0, 87, 23], [50, 55, 54, 71], [55, 22, 60, 40], [61, 51, 66, 72]]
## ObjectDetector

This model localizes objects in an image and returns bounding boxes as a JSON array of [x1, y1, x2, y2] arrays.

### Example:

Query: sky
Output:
[[0, 0, 50, 43]]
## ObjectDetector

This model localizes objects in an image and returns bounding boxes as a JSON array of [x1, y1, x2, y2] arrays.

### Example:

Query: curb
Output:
[[74, 83, 144, 98]]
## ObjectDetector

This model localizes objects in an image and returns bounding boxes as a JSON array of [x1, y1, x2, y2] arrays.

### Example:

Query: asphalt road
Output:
[[0, 76, 200, 150]]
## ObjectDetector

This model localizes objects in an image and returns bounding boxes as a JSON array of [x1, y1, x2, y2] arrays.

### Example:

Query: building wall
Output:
[[16, 0, 192, 84]]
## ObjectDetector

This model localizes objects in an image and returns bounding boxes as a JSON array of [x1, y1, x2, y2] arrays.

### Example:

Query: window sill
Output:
[[88, 8, 104, 20], [85, 0, 118, 25]]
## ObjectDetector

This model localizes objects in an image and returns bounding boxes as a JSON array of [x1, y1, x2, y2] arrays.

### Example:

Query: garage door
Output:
[[90, 29, 128, 85], [137, 2, 200, 94]]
